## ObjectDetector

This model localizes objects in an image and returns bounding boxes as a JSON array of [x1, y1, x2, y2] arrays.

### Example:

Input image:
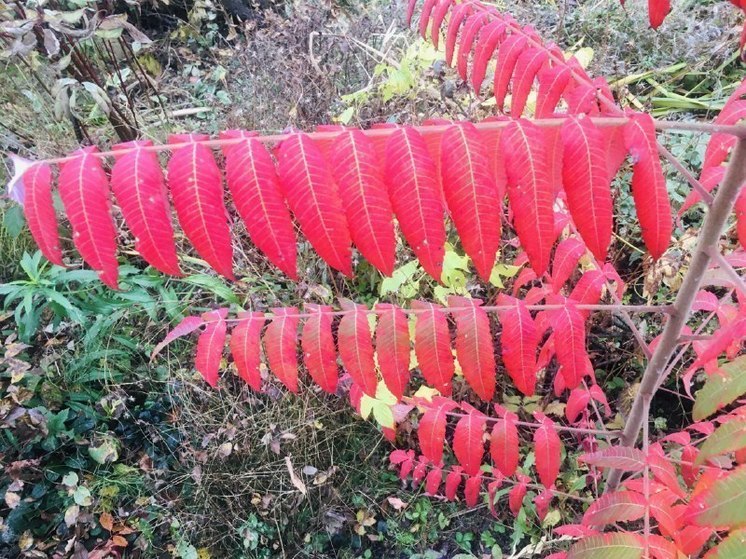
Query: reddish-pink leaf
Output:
[[502, 120, 555, 276], [675, 525, 713, 556], [412, 300, 454, 394], [456, 11, 491, 80], [490, 411, 520, 477], [167, 134, 234, 279], [337, 300, 377, 396], [418, 396, 458, 464], [220, 130, 297, 279], [550, 296, 591, 390], [509, 478, 528, 516], [570, 270, 606, 315], [649, 0, 671, 29], [264, 307, 300, 393], [560, 117, 614, 261], [425, 466, 442, 494], [328, 129, 396, 276], [453, 409, 486, 476], [444, 2, 474, 66], [406, 0, 417, 27], [681, 444, 700, 487], [195, 309, 228, 388], [230, 311, 265, 391], [496, 294, 539, 396], [445, 466, 463, 500], [58, 146, 119, 288], [440, 123, 501, 280], [535, 488, 553, 522], [375, 304, 410, 400], [678, 166, 725, 217], [464, 474, 482, 507], [384, 127, 445, 280], [647, 534, 678, 559], [276, 133, 352, 276], [430, 0, 455, 48], [152, 315, 204, 359], [579, 447, 648, 472], [449, 297, 496, 401], [582, 491, 647, 526], [623, 112, 672, 260], [493, 33, 528, 112], [111, 140, 180, 276], [412, 458, 428, 484], [302, 304, 338, 394], [551, 237, 586, 292], [565, 83, 601, 115], [649, 443, 686, 498], [510, 47, 548, 117], [566, 388, 591, 424], [22, 163, 63, 266], [487, 473, 504, 517], [534, 413, 562, 488], [536, 63, 572, 118], [471, 18, 508, 93], [418, 0, 439, 38], [736, 190, 746, 250]]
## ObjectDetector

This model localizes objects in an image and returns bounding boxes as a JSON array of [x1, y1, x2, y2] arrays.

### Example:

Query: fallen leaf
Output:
[[285, 456, 307, 496]]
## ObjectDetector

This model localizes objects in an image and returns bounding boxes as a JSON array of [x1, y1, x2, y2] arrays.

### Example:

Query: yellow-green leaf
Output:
[[567, 533, 643, 559], [691, 465, 746, 529], [693, 356, 746, 421], [705, 528, 746, 558], [696, 419, 746, 466]]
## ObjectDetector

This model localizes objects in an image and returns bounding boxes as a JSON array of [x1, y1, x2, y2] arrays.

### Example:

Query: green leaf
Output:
[[62, 472, 79, 487], [88, 438, 119, 464], [380, 261, 420, 298], [696, 419, 746, 466], [566, 533, 643, 559], [179, 274, 239, 304], [691, 465, 746, 529], [705, 528, 746, 558], [3, 205, 25, 238], [693, 356, 746, 421], [73, 486, 92, 506]]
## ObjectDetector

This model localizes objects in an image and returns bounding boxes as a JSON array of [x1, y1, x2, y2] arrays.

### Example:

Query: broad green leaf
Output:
[[696, 419, 746, 466], [693, 356, 746, 421], [73, 486, 92, 506], [88, 438, 119, 464], [691, 465, 746, 529], [706, 528, 746, 558], [567, 533, 643, 559]]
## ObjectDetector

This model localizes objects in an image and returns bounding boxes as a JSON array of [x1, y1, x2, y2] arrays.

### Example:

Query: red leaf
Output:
[[329, 129, 396, 276], [647, 535, 678, 559], [449, 297, 496, 401], [534, 413, 562, 488], [456, 12, 491, 80], [560, 117, 614, 261], [471, 18, 508, 93], [490, 410, 520, 477], [681, 444, 700, 487], [678, 166, 724, 217], [337, 300, 377, 396], [487, 473, 504, 517], [111, 140, 180, 276], [22, 163, 63, 266], [579, 447, 647, 472], [536, 63, 572, 118], [445, 466, 463, 500], [582, 491, 647, 526], [375, 304, 411, 400], [464, 474, 482, 507], [440, 123, 501, 280], [736, 190, 746, 250], [430, 0, 455, 48], [301, 304, 338, 394], [570, 270, 606, 316], [276, 133, 352, 276], [195, 309, 228, 388], [510, 47, 548, 117], [264, 307, 300, 393], [453, 408, 486, 476], [412, 300, 454, 394], [549, 296, 591, 390], [152, 315, 205, 359], [425, 466, 442, 494], [58, 147, 119, 288], [418, 396, 458, 464], [493, 33, 528, 112], [496, 294, 539, 396], [384, 127, 445, 280], [565, 388, 590, 424], [649, 443, 686, 498], [551, 237, 586, 292], [220, 130, 297, 279], [509, 478, 528, 516], [623, 112, 672, 260], [444, 2, 474, 66], [418, 0, 439, 38], [649, 0, 671, 29], [167, 134, 234, 279], [230, 311, 265, 392], [535, 488, 553, 521], [502, 120, 555, 276], [406, 0, 417, 27]]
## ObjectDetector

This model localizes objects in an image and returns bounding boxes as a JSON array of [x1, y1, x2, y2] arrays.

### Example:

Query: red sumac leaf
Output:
[[551, 237, 586, 293], [375, 304, 410, 400], [277, 133, 352, 276], [493, 33, 528, 112], [549, 296, 591, 390], [456, 11, 490, 80], [490, 410, 520, 477], [264, 307, 300, 393], [384, 127, 445, 280], [425, 466, 442, 495], [418, 0, 439, 38], [565, 388, 590, 424], [566, 533, 644, 559], [329, 130, 396, 276], [453, 408, 486, 476], [579, 447, 647, 472], [338, 300, 377, 396], [418, 396, 457, 464], [649, 0, 671, 29], [534, 413, 562, 488], [152, 315, 204, 359], [509, 477, 528, 516], [412, 301, 454, 394], [502, 120, 555, 276], [58, 147, 119, 288], [22, 163, 63, 266], [471, 19, 508, 93], [444, 2, 474, 66], [168, 134, 233, 279], [302, 304, 338, 394], [230, 311, 265, 392], [560, 117, 614, 261], [536, 63, 572, 118], [496, 294, 539, 396], [464, 474, 482, 507], [449, 297, 496, 401], [582, 491, 647, 526], [510, 47, 548, 117], [440, 123, 501, 281], [220, 130, 297, 279], [623, 112, 672, 260], [195, 309, 228, 388], [430, 0, 455, 48], [445, 466, 463, 501], [111, 140, 180, 276], [535, 488, 553, 522]]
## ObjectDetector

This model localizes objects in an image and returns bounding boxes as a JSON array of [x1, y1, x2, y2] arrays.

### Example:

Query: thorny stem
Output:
[[605, 138, 746, 493]]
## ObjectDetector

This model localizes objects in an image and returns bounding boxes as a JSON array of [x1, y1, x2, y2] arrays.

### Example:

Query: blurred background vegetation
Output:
[[0, 0, 744, 557]]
